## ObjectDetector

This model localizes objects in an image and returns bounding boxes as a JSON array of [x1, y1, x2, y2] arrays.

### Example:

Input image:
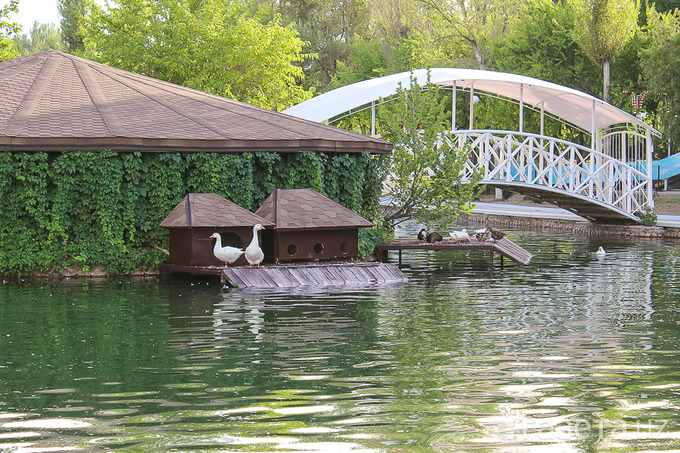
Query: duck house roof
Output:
[[0, 51, 391, 154], [160, 193, 272, 228], [255, 188, 373, 230]]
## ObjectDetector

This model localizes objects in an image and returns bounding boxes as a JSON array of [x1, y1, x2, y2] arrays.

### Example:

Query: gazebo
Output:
[[0, 51, 391, 154], [0, 51, 392, 276]]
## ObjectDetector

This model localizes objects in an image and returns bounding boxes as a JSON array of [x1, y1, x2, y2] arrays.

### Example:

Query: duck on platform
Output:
[[473, 227, 505, 243], [491, 228, 505, 241], [245, 224, 265, 268], [426, 231, 444, 244], [474, 228, 492, 243], [210, 233, 244, 268], [449, 229, 470, 244], [417, 228, 427, 241]]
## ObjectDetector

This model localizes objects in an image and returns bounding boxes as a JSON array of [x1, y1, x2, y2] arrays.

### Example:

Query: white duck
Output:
[[210, 233, 244, 268], [449, 228, 470, 244], [245, 224, 265, 267], [596, 246, 606, 259]]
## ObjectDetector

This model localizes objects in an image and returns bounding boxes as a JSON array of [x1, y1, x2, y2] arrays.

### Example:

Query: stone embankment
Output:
[[461, 192, 680, 239], [457, 213, 678, 238]]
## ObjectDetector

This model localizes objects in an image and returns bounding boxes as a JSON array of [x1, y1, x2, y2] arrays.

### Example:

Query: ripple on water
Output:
[[1, 230, 680, 451]]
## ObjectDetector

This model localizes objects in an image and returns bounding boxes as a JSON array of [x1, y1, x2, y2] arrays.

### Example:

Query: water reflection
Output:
[[0, 230, 679, 451]]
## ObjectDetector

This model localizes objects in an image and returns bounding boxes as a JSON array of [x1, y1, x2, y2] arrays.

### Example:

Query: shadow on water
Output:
[[0, 228, 679, 451]]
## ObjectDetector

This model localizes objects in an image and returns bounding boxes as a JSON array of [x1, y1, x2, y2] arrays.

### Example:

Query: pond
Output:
[[1, 227, 679, 452]]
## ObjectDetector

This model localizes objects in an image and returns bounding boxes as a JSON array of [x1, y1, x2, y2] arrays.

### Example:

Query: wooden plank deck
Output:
[[375, 237, 533, 266], [221, 262, 408, 288]]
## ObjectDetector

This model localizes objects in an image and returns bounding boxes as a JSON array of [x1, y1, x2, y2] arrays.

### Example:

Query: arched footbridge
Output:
[[283, 68, 659, 223]]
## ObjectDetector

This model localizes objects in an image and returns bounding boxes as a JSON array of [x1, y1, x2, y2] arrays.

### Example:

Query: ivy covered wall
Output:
[[0, 150, 389, 276]]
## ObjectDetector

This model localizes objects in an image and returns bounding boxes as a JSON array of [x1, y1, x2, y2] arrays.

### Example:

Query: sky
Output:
[[4, 0, 62, 33]]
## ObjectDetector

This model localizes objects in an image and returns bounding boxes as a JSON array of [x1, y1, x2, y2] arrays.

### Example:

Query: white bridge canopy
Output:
[[283, 68, 653, 134]]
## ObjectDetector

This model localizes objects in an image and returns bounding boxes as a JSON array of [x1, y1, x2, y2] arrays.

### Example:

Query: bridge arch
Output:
[[283, 68, 659, 223]]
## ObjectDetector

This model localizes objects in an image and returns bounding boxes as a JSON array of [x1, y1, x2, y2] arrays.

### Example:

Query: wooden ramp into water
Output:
[[221, 262, 407, 288], [375, 237, 533, 266]]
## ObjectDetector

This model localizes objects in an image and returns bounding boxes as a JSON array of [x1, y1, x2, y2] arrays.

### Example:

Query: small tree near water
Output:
[[377, 72, 483, 230]]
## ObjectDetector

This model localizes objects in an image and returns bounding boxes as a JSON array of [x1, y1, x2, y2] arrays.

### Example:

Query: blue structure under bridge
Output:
[[283, 69, 659, 223]]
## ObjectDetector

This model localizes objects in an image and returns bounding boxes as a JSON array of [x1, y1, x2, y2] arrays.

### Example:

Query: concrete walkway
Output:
[[472, 202, 680, 228]]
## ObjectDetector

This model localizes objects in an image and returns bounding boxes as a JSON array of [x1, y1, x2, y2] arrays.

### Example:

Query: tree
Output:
[[418, 0, 527, 70], [13, 22, 65, 55], [0, 0, 20, 61], [641, 8, 680, 147], [493, 0, 600, 95], [83, 0, 312, 110], [58, 0, 85, 52], [261, 0, 371, 93], [648, 0, 680, 13], [377, 72, 483, 228], [570, 0, 638, 103]]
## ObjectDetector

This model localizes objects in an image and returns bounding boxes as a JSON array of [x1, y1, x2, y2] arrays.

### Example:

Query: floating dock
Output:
[[375, 237, 533, 266], [221, 261, 407, 288]]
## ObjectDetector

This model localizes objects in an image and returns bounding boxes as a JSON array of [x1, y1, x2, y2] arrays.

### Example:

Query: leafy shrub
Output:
[[635, 206, 658, 226], [0, 151, 382, 276]]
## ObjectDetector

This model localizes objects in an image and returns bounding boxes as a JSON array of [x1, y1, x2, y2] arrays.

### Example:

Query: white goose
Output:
[[245, 224, 265, 267], [210, 233, 244, 268]]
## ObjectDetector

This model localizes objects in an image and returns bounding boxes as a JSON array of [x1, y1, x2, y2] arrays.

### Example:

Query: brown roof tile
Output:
[[160, 193, 273, 228], [0, 51, 391, 154], [255, 188, 373, 230]]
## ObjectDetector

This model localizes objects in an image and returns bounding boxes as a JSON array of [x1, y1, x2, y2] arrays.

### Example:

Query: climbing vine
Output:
[[0, 150, 386, 277]]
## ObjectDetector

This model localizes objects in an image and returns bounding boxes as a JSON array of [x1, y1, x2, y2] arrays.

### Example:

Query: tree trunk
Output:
[[472, 41, 487, 70], [603, 59, 611, 104]]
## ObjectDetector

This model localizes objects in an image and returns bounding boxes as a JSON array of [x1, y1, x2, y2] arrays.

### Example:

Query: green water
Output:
[[1, 229, 680, 452]]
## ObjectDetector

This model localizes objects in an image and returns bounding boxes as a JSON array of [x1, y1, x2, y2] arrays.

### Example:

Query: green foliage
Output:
[[419, 0, 527, 70], [185, 153, 254, 209], [274, 152, 324, 192], [12, 23, 65, 55], [0, 0, 19, 61], [0, 151, 382, 276], [332, 38, 389, 89], [251, 152, 282, 208], [58, 0, 85, 52], [641, 8, 680, 146], [377, 72, 483, 230], [493, 0, 601, 96], [570, 0, 639, 102], [635, 206, 657, 225], [571, 0, 639, 67], [264, 0, 370, 93], [358, 218, 394, 260], [82, 0, 312, 110]]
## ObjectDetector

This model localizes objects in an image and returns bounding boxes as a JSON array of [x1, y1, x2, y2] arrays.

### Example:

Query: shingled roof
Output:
[[0, 51, 391, 154], [160, 193, 272, 229], [255, 188, 373, 230]]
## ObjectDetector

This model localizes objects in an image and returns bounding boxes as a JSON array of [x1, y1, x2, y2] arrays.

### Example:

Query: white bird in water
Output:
[[210, 233, 244, 268], [596, 246, 606, 259], [245, 224, 265, 267]]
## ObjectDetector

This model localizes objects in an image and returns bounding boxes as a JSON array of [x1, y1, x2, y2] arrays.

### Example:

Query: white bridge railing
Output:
[[453, 130, 652, 217]]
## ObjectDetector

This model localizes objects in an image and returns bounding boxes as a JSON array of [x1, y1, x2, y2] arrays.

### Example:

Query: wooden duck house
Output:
[[160, 193, 272, 271], [255, 188, 373, 263]]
